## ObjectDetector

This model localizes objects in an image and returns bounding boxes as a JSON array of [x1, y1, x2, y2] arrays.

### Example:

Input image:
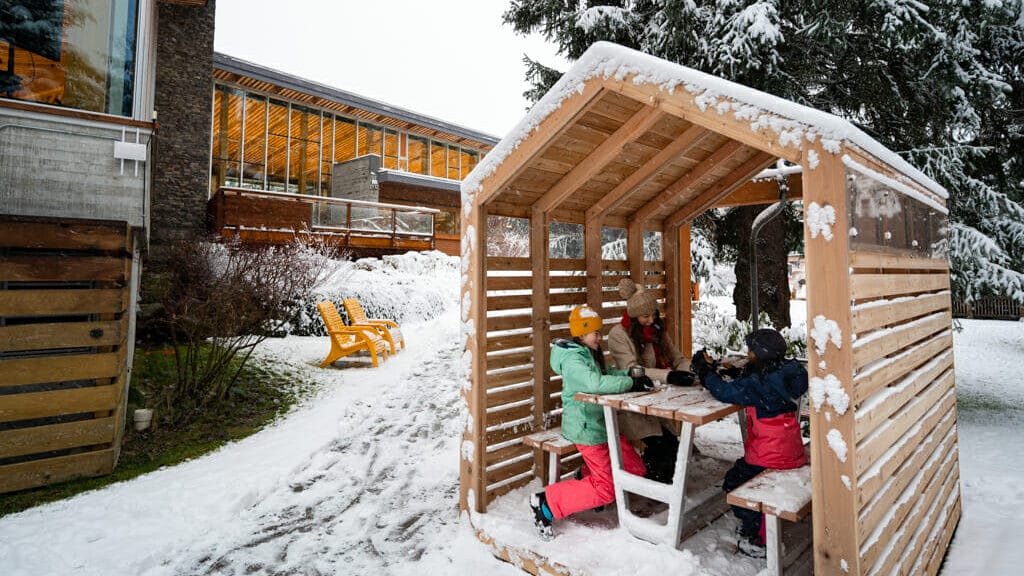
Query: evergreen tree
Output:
[[504, 0, 1024, 303]]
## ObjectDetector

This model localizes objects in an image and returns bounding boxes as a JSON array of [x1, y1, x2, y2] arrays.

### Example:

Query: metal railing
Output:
[[209, 186, 439, 250]]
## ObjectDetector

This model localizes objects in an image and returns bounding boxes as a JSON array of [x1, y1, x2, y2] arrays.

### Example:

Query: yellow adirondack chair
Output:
[[342, 298, 405, 354], [316, 301, 389, 367]]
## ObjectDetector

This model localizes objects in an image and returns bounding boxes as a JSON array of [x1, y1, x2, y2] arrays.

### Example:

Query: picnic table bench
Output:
[[521, 427, 577, 485], [727, 465, 813, 575]]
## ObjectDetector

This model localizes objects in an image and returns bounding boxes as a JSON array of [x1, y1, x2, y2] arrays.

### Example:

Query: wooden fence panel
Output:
[[0, 218, 131, 493]]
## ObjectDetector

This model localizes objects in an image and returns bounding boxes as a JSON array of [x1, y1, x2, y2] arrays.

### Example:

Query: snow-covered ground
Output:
[[0, 258, 1020, 575]]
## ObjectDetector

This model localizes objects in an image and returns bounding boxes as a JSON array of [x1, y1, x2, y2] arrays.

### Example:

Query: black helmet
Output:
[[746, 328, 787, 361]]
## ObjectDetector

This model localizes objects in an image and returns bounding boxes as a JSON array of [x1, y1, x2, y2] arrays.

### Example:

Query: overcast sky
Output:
[[214, 0, 568, 139]]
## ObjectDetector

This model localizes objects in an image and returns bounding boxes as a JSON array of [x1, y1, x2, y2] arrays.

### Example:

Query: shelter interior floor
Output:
[[474, 422, 813, 575]]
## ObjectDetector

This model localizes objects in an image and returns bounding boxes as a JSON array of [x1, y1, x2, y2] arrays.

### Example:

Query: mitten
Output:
[[630, 375, 655, 392], [690, 349, 713, 379], [666, 370, 697, 386]]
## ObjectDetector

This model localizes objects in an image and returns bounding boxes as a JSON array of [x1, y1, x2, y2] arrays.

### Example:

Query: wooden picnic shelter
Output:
[[459, 42, 960, 575]]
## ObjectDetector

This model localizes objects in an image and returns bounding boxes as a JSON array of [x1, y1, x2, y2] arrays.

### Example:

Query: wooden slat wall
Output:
[[0, 219, 131, 493], [847, 250, 960, 576], [481, 256, 665, 504]]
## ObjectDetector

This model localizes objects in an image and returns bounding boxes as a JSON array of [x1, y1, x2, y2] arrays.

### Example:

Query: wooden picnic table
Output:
[[575, 385, 742, 547]]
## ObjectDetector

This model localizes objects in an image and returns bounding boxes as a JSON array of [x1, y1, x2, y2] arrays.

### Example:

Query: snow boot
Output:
[[530, 492, 554, 541], [738, 537, 767, 559]]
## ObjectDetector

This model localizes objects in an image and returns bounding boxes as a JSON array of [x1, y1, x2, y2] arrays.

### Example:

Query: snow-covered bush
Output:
[[693, 300, 806, 359], [289, 251, 459, 336]]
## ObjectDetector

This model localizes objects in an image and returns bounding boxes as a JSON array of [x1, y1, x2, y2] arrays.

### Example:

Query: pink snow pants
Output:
[[543, 435, 646, 520]]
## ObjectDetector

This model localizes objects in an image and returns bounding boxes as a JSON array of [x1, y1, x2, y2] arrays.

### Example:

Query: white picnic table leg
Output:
[[547, 452, 559, 486], [603, 405, 630, 522], [766, 514, 782, 576], [666, 421, 695, 548]]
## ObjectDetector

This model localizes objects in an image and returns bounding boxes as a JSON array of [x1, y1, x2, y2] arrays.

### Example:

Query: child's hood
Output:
[[550, 338, 588, 375]]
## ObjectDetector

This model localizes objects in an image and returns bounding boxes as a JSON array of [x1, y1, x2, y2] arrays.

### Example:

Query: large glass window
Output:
[[383, 128, 400, 170], [461, 149, 479, 177], [333, 116, 356, 163], [287, 104, 320, 194], [265, 99, 289, 192], [430, 141, 447, 178], [357, 122, 382, 158], [435, 208, 458, 235], [211, 85, 242, 193], [242, 93, 267, 189], [408, 135, 428, 175], [1, 0, 140, 116]]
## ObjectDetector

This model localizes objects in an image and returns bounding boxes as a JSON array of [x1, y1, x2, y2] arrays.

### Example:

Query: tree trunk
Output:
[[732, 205, 791, 329]]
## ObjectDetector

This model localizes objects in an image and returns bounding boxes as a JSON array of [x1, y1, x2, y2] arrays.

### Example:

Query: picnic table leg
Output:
[[603, 406, 631, 520], [666, 421, 695, 548], [547, 452, 560, 486], [766, 514, 782, 576]]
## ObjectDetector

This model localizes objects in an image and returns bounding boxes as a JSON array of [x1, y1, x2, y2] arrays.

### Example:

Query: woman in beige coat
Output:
[[607, 278, 697, 482]]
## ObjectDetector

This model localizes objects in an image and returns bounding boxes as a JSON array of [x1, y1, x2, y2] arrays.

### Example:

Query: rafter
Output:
[[586, 124, 709, 221], [475, 84, 607, 206], [533, 106, 663, 214], [632, 140, 745, 223], [665, 152, 778, 227]]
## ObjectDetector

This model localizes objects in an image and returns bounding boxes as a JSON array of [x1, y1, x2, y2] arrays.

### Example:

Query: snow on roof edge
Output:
[[463, 41, 946, 203]]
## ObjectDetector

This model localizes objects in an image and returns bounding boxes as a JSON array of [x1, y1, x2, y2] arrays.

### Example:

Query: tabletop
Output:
[[575, 385, 741, 425]]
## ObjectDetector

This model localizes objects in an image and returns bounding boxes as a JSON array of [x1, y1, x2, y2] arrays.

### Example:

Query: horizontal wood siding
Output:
[[0, 219, 131, 493], [848, 251, 960, 575]]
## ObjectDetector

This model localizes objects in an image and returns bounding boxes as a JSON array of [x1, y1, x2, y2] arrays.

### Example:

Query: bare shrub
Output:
[[146, 238, 329, 421]]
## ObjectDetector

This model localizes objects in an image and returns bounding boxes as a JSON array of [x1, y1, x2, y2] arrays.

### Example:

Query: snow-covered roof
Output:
[[464, 41, 946, 204]]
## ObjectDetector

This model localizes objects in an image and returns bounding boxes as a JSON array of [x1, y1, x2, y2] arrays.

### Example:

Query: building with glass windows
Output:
[[208, 54, 498, 255]]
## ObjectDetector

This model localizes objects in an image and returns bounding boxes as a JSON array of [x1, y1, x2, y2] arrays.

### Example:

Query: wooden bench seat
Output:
[[343, 297, 405, 355], [727, 465, 812, 575], [521, 428, 577, 485], [317, 301, 389, 368]]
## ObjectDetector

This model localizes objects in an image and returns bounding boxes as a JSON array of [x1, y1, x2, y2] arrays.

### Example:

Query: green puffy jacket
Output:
[[550, 339, 633, 446]]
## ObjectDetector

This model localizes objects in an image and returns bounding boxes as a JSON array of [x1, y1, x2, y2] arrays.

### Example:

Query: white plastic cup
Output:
[[133, 408, 154, 431]]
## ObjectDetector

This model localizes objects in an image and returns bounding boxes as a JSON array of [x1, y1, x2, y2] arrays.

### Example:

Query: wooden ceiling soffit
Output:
[[476, 84, 607, 206], [666, 152, 778, 227], [632, 139, 745, 223], [715, 173, 804, 208], [605, 76, 803, 164], [533, 106, 663, 214], [586, 123, 708, 221]]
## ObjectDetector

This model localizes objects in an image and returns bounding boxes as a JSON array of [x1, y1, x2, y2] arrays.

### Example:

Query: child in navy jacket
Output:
[[691, 328, 808, 557]]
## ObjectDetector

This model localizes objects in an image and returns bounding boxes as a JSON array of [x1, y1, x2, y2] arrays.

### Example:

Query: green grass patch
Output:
[[0, 348, 311, 518]]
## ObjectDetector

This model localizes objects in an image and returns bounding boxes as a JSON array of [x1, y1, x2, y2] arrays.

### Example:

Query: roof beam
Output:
[[475, 83, 608, 206], [533, 106, 663, 214], [714, 173, 803, 208], [666, 152, 778, 227], [632, 140, 745, 223], [604, 76, 803, 163], [586, 124, 709, 220]]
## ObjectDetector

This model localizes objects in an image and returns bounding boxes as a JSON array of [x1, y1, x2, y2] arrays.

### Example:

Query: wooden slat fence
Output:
[[0, 219, 132, 493], [951, 297, 1023, 320], [846, 251, 960, 576], [481, 256, 665, 504]]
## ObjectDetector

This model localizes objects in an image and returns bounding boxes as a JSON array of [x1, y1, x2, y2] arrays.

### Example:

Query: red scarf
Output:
[[621, 313, 669, 369]]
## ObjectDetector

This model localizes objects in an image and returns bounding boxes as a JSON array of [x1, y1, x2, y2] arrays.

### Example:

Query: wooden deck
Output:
[[208, 187, 439, 253]]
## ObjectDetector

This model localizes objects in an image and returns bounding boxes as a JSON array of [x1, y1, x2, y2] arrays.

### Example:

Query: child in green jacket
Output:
[[530, 305, 654, 540]]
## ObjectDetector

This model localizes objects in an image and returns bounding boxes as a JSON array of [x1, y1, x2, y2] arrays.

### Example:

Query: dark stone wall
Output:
[[379, 182, 459, 208], [150, 0, 216, 246]]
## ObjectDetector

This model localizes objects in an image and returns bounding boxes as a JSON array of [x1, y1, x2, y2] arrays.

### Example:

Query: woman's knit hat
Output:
[[618, 278, 659, 318], [569, 305, 602, 337]]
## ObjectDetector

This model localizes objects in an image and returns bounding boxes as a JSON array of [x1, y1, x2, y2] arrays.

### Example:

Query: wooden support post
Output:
[[678, 224, 693, 357], [663, 223, 681, 352], [530, 207, 552, 483], [803, 142, 860, 574], [585, 218, 604, 313], [627, 219, 643, 283], [459, 196, 489, 513]]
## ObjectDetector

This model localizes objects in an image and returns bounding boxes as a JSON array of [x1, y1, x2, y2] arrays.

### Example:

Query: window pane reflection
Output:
[[846, 169, 949, 259], [1, 0, 140, 116]]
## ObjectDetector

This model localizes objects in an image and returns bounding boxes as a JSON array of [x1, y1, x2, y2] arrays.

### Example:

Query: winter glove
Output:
[[718, 365, 742, 379], [690, 349, 715, 380], [666, 370, 697, 386], [629, 375, 655, 392]]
